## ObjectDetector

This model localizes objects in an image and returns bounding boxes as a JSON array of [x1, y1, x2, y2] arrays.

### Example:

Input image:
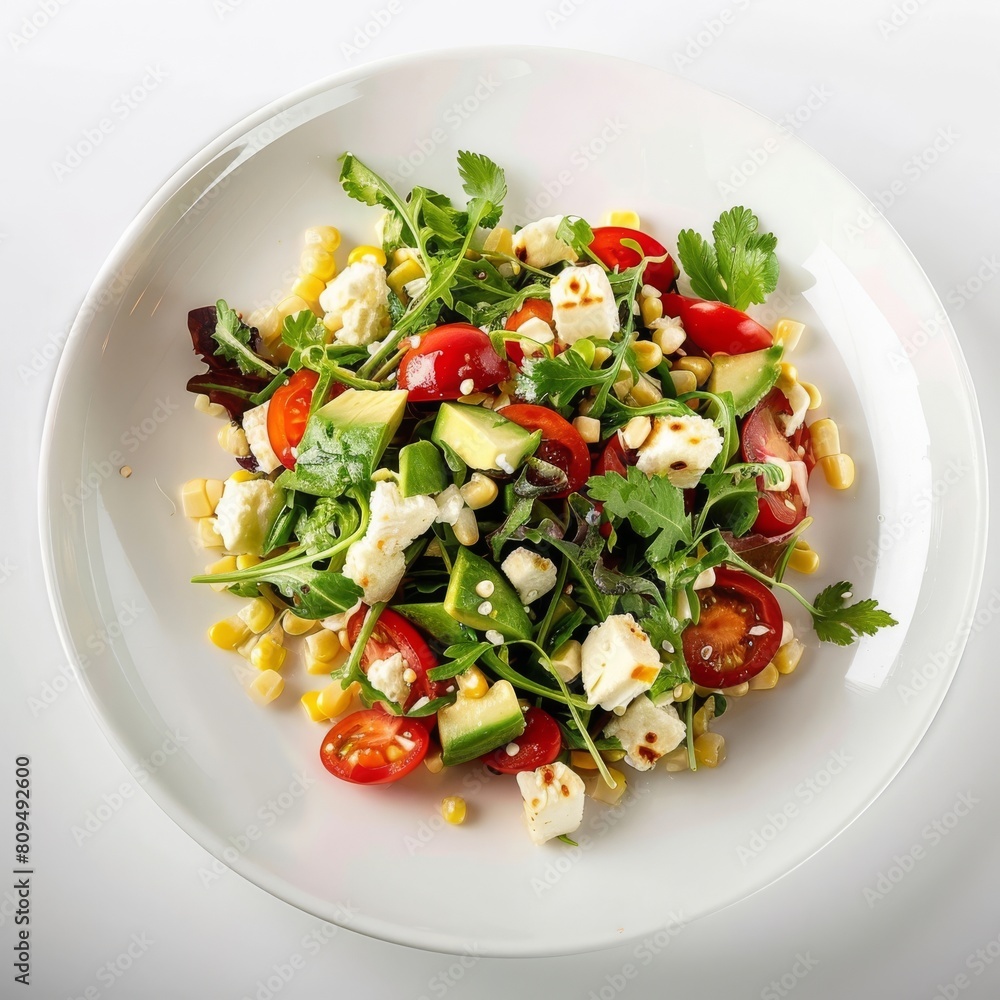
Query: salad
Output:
[[180, 150, 895, 846]]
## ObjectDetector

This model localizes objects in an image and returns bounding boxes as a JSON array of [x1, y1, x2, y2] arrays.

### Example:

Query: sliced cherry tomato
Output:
[[482, 707, 562, 773], [682, 568, 783, 687], [347, 607, 444, 712], [592, 433, 635, 478], [504, 299, 556, 370], [499, 403, 591, 498], [320, 710, 429, 784], [589, 227, 679, 292], [741, 388, 809, 537], [267, 369, 319, 469], [397, 323, 510, 402], [661, 293, 772, 356]]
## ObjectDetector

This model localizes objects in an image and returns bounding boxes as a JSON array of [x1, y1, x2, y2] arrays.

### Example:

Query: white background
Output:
[[3, 1, 999, 998]]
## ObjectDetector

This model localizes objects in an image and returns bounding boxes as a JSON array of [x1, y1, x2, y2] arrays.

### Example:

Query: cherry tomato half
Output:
[[347, 607, 444, 712], [398, 323, 510, 402], [482, 707, 562, 773], [499, 403, 591, 498], [592, 432, 635, 478], [661, 293, 772, 356], [320, 710, 429, 784], [682, 568, 783, 687], [504, 299, 556, 370], [589, 227, 679, 292], [267, 369, 320, 469], [741, 388, 809, 537]]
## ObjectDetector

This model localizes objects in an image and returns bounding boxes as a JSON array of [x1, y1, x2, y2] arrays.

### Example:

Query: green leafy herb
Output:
[[456, 150, 507, 229], [280, 310, 328, 370], [248, 565, 363, 620], [212, 299, 279, 376], [428, 642, 492, 682], [554, 216, 602, 265], [811, 582, 899, 646]]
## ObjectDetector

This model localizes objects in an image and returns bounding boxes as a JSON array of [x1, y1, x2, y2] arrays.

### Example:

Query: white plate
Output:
[[39, 46, 986, 957]]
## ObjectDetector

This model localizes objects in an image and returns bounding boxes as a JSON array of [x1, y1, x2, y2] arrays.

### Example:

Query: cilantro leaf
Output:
[[212, 299, 278, 377], [456, 150, 506, 228], [339, 153, 416, 245], [676, 207, 779, 311], [280, 310, 328, 370], [555, 216, 603, 265], [515, 349, 613, 414], [811, 582, 899, 646]]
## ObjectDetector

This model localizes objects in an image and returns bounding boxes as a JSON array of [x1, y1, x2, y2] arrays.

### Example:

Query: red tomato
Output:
[[504, 299, 556, 370], [267, 369, 319, 469], [499, 403, 591, 498], [347, 608, 444, 712], [482, 707, 562, 773], [589, 227, 679, 292], [682, 568, 783, 687], [397, 323, 510, 402], [592, 433, 635, 478], [319, 710, 429, 784], [661, 293, 772, 356], [741, 388, 809, 537]]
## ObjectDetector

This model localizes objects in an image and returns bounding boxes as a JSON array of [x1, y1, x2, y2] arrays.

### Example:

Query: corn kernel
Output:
[[800, 381, 822, 410], [633, 339, 663, 373], [779, 361, 798, 384], [570, 750, 599, 770], [205, 555, 238, 576], [386, 257, 425, 300], [820, 453, 855, 490], [305, 629, 341, 662], [605, 210, 641, 229], [773, 319, 804, 351], [629, 374, 663, 407], [774, 638, 805, 675], [673, 356, 713, 386], [228, 469, 256, 484], [423, 750, 444, 773], [245, 305, 281, 345], [460, 472, 499, 510], [348, 245, 387, 267], [787, 546, 820, 575], [306, 650, 346, 675], [457, 665, 488, 699], [453, 507, 479, 547], [300, 690, 327, 721], [251, 636, 286, 672], [238, 598, 275, 634], [282, 610, 318, 636], [590, 767, 627, 805], [300, 248, 337, 283], [248, 669, 284, 706], [208, 615, 251, 650], [276, 294, 312, 322], [809, 418, 841, 459], [196, 516, 224, 549], [482, 225, 514, 257], [291, 273, 325, 308], [317, 679, 355, 719], [193, 393, 227, 418], [181, 478, 213, 518], [236, 554, 260, 570], [592, 346, 613, 368], [441, 796, 467, 824], [218, 423, 250, 457], [692, 701, 715, 738], [304, 225, 341, 252], [749, 663, 780, 690], [673, 682, 695, 702], [640, 295, 663, 328], [665, 369, 695, 396], [721, 681, 749, 698], [202, 478, 224, 512], [620, 415, 652, 450], [662, 746, 689, 772], [694, 732, 726, 768], [573, 415, 602, 444]]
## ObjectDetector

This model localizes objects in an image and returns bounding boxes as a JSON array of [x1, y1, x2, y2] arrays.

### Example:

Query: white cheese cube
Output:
[[635, 413, 723, 489], [318, 260, 391, 347], [516, 762, 586, 845], [500, 547, 557, 604], [366, 652, 411, 706], [550, 264, 620, 345], [512, 216, 578, 269], [581, 614, 661, 712], [241, 401, 283, 474], [603, 696, 686, 771], [213, 478, 285, 556]]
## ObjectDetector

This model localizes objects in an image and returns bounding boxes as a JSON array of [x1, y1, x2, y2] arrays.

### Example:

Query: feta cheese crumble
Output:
[[214, 478, 285, 556], [635, 413, 724, 489], [550, 264, 620, 345], [501, 547, 558, 604], [318, 260, 391, 347], [516, 762, 586, 845], [603, 696, 686, 771], [581, 614, 661, 712], [512, 216, 579, 269]]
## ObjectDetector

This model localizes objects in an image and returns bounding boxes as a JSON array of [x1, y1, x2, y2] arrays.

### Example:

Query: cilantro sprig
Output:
[[811, 582, 900, 646]]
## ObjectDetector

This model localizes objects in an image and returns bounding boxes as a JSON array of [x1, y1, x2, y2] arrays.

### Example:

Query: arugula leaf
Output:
[[295, 497, 362, 556], [696, 463, 782, 536], [811, 582, 899, 646], [339, 153, 417, 245], [488, 494, 535, 560], [676, 207, 779, 311], [405, 694, 457, 718], [456, 150, 506, 228], [253, 565, 363, 620], [212, 299, 279, 376], [558, 717, 623, 753], [427, 642, 492, 681]]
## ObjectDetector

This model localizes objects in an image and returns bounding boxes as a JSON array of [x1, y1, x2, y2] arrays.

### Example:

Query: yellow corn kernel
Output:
[[612, 372, 635, 400], [203, 478, 224, 512], [605, 210, 641, 229], [236, 554, 260, 570], [181, 479, 212, 518], [787, 546, 820, 574], [196, 516, 224, 549], [282, 610, 318, 636], [668, 369, 697, 395], [251, 636, 286, 672], [304, 225, 341, 253], [662, 746, 690, 772], [749, 663, 780, 690], [386, 257, 425, 300], [800, 381, 822, 410], [390, 247, 419, 266], [673, 682, 695, 703], [306, 651, 346, 675], [205, 555, 238, 576], [299, 248, 337, 283], [347, 245, 387, 267], [633, 339, 663, 373], [227, 469, 256, 484], [570, 750, 599, 770], [773, 319, 804, 351], [458, 666, 488, 699], [248, 669, 284, 706], [305, 629, 341, 663], [820, 453, 855, 490], [721, 681, 749, 698], [276, 294, 313, 322], [441, 796, 467, 825], [300, 690, 327, 722], [628, 374, 662, 406], [218, 422, 250, 457], [809, 418, 841, 459], [423, 750, 444, 774], [193, 393, 227, 418], [779, 361, 798, 384], [774, 638, 805, 675], [317, 679, 355, 719], [382, 743, 405, 763], [572, 415, 602, 444], [482, 225, 514, 257], [245, 305, 282, 345], [208, 615, 251, 650], [291, 273, 325, 308], [592, 346, 613, 368], [694, 732, 726, 768], [460, 472, 499, 510], [640, 295, 663, 328], [620, 415, 652, 450], [591, 767, 627, 805], [692, 701, 715, 738], [453, 508, 479, 547], [238, 597, 275, 634], [673, 356, 713, 386]]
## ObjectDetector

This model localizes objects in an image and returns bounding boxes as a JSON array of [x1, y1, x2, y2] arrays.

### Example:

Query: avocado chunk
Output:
[[432, 402, 541, 473], [438, 679, 526, 765], [398, 440, 448, 498], [393, 603, 470, 646], [706, 345, 783, 417], [276, 388, 408, 497], [444, 547, 533, 640]]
